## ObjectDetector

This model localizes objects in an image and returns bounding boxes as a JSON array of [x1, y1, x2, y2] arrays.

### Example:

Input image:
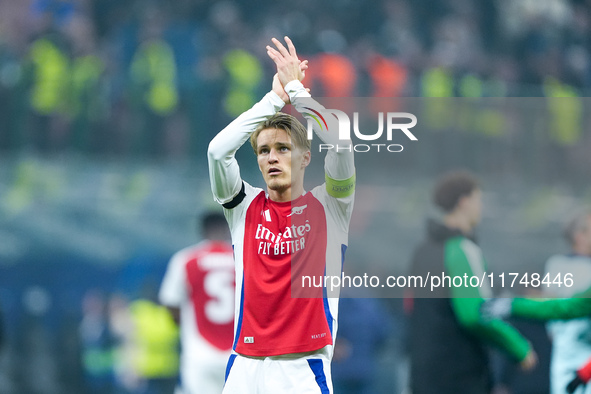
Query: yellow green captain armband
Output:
[[325, 173, 356, 198]]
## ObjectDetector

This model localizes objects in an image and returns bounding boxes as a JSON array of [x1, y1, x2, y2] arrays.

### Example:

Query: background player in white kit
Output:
[[158, 212, 235, 394], [208, 37, 355, 393]]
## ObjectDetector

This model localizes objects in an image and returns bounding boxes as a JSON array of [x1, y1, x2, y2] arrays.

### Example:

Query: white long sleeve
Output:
[[285, 80, 355, 182], [208, 91, 285, 204]]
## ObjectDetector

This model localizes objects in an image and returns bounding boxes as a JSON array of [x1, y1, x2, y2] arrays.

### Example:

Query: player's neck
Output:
[[268, 183, 304, 202], [444, 212, 474, 235]]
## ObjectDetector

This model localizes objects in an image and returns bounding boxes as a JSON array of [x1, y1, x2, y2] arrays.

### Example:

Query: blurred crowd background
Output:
[[1, 0, 591, 156], [1, 0, 591, 393]]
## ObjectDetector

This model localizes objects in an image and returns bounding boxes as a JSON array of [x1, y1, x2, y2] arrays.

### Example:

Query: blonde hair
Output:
[[250, 112, 311, 154]]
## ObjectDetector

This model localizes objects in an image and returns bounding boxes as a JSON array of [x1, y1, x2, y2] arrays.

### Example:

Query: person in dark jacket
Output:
[[408, 170, 537, 394]]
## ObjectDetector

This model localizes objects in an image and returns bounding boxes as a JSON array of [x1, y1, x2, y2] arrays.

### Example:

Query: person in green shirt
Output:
[[408, 170, 537, 394]]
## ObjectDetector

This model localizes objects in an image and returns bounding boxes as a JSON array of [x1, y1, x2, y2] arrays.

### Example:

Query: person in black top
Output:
[[408, 170, 536, 394]]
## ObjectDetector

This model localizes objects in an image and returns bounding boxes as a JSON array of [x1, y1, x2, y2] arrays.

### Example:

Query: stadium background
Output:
[[1, 0, 591, 392]]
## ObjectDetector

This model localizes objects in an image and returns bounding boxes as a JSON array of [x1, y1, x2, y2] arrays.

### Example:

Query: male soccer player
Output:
[[408, 170, 537, 394], [159, 212, 235, 394], [208, 36, 355, 393]]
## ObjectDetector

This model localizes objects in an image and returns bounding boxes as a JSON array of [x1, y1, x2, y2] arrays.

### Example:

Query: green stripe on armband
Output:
[[326, 173, 356, 198]]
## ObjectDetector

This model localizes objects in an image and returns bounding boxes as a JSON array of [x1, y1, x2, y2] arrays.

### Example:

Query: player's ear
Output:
[[301, 150, 311, 168]]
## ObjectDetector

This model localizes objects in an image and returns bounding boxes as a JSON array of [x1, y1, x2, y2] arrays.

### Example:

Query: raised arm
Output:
[[207, 91, 286, 205], [267, 36, 355, 186], [208, 43, 310, 205], [286, 81, 355, 184]]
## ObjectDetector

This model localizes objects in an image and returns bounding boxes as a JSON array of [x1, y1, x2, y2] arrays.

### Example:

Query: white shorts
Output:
[[223, 346, 333, 394]]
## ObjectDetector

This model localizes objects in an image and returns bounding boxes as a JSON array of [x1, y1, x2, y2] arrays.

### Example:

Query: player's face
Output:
[[256, 128, 310, 196]]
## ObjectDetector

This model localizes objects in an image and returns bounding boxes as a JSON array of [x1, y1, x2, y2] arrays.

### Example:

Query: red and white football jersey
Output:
[[159, 241, 235, 362], [224, 181, 352, 356]]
